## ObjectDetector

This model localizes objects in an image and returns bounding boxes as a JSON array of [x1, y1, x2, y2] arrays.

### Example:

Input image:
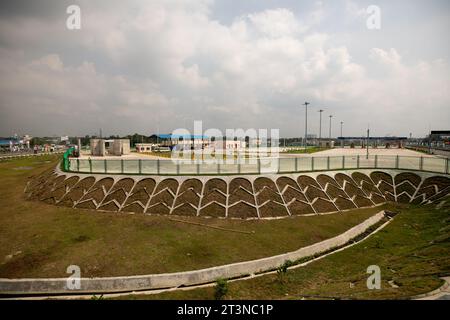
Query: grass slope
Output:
[[0, 155, 380, 278], [124, 201, 450, 300]]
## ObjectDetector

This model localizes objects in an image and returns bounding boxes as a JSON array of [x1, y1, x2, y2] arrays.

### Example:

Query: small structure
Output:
[[136, 143, 155, 153], [90, 139, 130, 156]]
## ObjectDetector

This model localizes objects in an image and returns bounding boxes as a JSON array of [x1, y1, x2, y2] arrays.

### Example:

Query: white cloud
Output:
[[0, 0, 449, 137]]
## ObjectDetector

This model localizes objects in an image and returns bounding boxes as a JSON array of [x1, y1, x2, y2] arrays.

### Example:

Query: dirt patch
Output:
[[258, 201, 288, 217], [297, 175, 321, 190], [335, 173, 357, 188], [394, 172, 421, 187], [304, 185, 330, 202], [395, 182, 417, 197], [229, 178, 253, 193], [199, 202, 226, 217], [201, 189, 226, 206], [254, 177, 278, 192], [174, 188, 201, 207], [154, 178, 178, 194], [179, 179, 203, 194], [370, 171, 393, 185], [255, 187, 283, 205], [334, 196, 357, 210], [352, 195, 373, 208], [325, 184, 349, 200], [282, 187, 307, 203], [228, 202, 258, 219], [203, 178, 227, 194], [229, 187, 255, 205], [287, 200, 315, 215], [171, 203, 198, 216], [317, 174, 340, 189], [312, 198, 338, 213], [276, 176, 301, 192]]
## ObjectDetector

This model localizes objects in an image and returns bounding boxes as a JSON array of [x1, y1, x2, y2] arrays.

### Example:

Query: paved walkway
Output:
[[416, 277, 450, 300]]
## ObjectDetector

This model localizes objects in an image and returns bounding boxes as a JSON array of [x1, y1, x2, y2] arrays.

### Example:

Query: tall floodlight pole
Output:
[[318, 109, 324, 147], [366, 127, 370, 159], [302, 102, 310, 151], [340, 121, 344, 148], [329, 115, 333, 148]]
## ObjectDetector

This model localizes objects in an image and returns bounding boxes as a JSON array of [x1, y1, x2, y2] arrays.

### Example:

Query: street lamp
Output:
[[329, 115, 333, 147], [340, 121, 343, 148], [318, 109, 324, 147], [302, 102, 310, 151]]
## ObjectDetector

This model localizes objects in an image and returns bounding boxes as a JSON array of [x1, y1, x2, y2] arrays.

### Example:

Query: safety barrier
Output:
[[66, 155, 449, 175]]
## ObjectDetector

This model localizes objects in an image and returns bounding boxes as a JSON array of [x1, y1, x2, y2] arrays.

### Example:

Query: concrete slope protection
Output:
[[25, 166, 450, 219]]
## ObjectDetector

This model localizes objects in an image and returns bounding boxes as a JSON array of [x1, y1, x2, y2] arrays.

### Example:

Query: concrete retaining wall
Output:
[[0, 211, 386, 295]]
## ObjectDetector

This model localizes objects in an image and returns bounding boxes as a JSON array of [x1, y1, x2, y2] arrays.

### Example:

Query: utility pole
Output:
[[318, 109, 323, 147], [366, 127, 370, 159], [340, 121, 344, 148], [303, 102, 310, 151], [329, 115, 333, 147]]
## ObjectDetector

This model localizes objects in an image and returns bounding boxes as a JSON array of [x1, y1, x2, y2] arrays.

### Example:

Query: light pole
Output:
[[318, 109, 324, 147], [329, 115, 333, 147], [340, 121, 343, 148], [302, 102, 310, 151], [366, 127, 370, 159]]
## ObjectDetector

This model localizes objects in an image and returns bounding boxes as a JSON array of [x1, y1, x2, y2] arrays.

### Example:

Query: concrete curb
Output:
[[0, 211, 387, 296]]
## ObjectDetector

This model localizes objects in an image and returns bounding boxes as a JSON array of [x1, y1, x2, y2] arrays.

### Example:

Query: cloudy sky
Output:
[[0, 0, 449, 138]]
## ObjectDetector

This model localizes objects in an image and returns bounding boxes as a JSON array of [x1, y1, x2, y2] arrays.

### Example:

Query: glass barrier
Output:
[[67, 155, 448, 175]]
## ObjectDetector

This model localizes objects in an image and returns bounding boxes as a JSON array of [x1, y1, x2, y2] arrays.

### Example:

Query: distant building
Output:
[[337, 136, 407, 148], [90, 139, 130, 156], [135, 143, 155, 153]]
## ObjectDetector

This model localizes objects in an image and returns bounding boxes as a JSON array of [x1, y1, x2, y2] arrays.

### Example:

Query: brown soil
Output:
[[178, 179, 203, 194], [199, 202, 226, 217], [282, 187, 307, 203], [229, 178, 253, 193], [334, 196, 357, 210], [227, 202, 258, 219], [334, 173, 358, 188], [312, 198, 338, 213], [352, 195, 373, 208], [229, 187, 255, 205], [201, 189, 226, 206], [146, 202, 171, 215], [255, 187, 283, 205], [258, 201, 289, 217], [174, 188, 201, 207], [421, 176, 450, 192], [276, 176, 301, 192], [287, 200, 315, 215], [203, 178, 227, 194], [316, 174, 340, 189], [154, 178, 179, 194], [171, 203, 198, 216], [254, 177, 278, 192], [370, 171, 393, 185], [395, 182, 417, 197], [394, 172, 421, 187], [297, 175, 321, 190], [304, 185, 330, 202]]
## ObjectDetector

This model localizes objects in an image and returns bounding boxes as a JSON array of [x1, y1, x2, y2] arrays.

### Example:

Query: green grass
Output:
[[0, 156, 383, 278], [120, 201, 450, 300], [281, 147, 330, 154]]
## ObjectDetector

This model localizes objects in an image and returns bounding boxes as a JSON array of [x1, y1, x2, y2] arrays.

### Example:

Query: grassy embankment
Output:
[[0, 155, 382, 278]]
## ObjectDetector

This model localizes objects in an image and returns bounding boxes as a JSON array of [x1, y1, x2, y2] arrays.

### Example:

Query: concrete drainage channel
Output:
[[0, 210, 394, 299]]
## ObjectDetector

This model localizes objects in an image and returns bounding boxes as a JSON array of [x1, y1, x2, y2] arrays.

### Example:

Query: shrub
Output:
[[214, 278, 228, 300]]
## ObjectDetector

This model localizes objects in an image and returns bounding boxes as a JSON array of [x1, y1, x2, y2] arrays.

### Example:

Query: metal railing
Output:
[[65, 155, 450, 175]]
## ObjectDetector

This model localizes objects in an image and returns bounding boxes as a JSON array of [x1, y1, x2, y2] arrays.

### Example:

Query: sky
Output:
[[0, 0, 449, 138]]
